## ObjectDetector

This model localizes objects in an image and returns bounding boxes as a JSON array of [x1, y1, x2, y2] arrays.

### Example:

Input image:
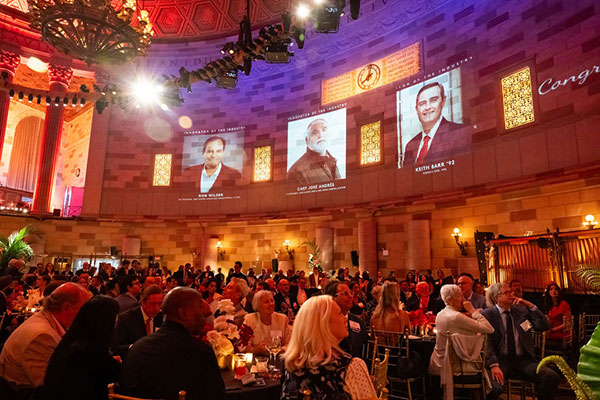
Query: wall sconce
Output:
[[583, 214, 597, 229], [216, 241, 225, 260], [452, 228, 468, 256], [283, 239, 294, 260]]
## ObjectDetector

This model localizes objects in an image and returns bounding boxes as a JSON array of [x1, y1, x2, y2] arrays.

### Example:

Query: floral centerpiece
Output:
[[206, 299, 253, 369]]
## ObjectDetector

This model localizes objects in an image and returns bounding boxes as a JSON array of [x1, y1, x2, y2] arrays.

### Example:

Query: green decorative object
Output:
[[578, 322, 600, 399], [537, 356, 595, 400], [0, 226, 35, 276]]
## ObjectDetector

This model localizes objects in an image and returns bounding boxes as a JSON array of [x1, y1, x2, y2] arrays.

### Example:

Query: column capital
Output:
[[0, 50, 21, 76], [48, 64, 73, 88]]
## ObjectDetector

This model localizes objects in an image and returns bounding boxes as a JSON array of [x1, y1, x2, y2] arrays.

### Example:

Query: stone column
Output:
[[407, 219, 431, 271], [316, 227, 334, 270], [0, 50, 21, 159], [32, 65, 73, 214], [358, 219, 377, 276]]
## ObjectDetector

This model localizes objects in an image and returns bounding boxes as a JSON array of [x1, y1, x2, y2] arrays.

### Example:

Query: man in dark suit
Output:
[[120, 287, 225, 400], [402, 82, 469, 167], [184, 136, 241, 193], [226, 261, 248, 284], [274, 279, 299, 317], [442, 265, 460, 285], [481, 283, 559, 399], [457, 273, 486, 309], [325, 280, 368, 358], [112, 285, 164, 358]]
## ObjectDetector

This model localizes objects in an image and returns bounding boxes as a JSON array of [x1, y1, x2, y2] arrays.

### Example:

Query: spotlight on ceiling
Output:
[[265, 41, 294, 63], [131, 77, 164, 107], [314, 0, 344, 33], [27, 93, 33, 103], [296, 3, 311, 19], [18, 92, 23, 101], [216, 69, 238, 90], [36, 94, 41, 104]]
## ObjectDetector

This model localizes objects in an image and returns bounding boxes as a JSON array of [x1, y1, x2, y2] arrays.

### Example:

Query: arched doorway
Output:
[[7, 116, 44, 192]]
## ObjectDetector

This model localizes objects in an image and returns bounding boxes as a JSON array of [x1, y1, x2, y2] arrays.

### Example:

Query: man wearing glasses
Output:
[[482, 283, 559, 399], [324, 280, 368, 357]]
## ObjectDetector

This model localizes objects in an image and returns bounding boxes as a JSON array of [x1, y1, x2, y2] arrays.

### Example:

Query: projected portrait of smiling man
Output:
[[287, 118, 342, 185], [401, 81, 469, 167]]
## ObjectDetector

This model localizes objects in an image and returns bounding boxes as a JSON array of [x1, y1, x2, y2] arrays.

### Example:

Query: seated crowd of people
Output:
[[0, 258, 577, 400]]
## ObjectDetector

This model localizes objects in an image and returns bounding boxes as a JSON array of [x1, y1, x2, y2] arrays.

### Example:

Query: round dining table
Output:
[[222, 369, 281, 400]]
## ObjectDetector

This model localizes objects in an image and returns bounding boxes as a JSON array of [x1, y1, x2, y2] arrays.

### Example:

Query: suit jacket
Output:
[[467, 292, 487, 309], [308, 272, 321, 288], [274, 292, 299, 315], [0, 310, 64, 387], [120, 320, 225, 400], [402, 118, 469, 167], [184, 163, 241, 193], [481, 304, 549, 369], [115, 293, 138, 313], [442, 275, 459, 285], [112, 306, 163, 358], [340, 313, 368, 358]]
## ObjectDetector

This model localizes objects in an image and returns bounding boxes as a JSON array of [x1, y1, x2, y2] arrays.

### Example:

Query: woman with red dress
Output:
[[543, 282, 571, 342]]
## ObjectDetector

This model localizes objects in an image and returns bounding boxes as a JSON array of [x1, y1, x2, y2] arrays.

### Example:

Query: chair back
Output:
[[445, 332, 486, 377], [532, 330, 546, 360], [372, 348, 390, 396], [562, 315, 574, 348], [371, 330, 410, 357], [107, 383, 186, 400], [580, 313, 600, 343]]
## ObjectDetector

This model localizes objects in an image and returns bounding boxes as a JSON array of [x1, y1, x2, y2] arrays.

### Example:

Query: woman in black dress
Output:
[[44, 295, 121, 400]]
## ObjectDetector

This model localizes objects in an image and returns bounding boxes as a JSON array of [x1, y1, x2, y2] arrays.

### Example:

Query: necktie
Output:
[[145, 318, 152, 336], [416, 135, 431, 164], [504, 311, 517, 358]]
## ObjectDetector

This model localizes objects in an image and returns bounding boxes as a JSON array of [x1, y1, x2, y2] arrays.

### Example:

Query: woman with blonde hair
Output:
[[243, 290, 291, 355], [371, 281, 410, 333], [281, 295, 376, 400]]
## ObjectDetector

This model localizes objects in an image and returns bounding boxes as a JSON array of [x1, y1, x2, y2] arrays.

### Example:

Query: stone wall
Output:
[[2, 178, 598, 284]]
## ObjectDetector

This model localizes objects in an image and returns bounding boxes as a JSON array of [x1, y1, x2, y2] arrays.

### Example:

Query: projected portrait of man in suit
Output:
[[402, 82, 469, 166]]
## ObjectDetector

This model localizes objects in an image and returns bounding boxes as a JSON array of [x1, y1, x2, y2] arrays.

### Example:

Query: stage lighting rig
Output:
[[220, 42, 236, 55], [349, 0, 360, 19], [217, 69, 238, 90], [292, 26, 306, 49], [265, 40, 294, 63], [314, 0, 344, 33]]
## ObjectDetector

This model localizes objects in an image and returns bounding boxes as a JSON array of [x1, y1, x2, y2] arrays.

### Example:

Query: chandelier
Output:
[[27, 0, 153, 66]]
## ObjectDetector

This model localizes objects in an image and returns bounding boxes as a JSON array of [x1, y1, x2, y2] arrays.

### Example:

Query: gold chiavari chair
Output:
[[446, 332, 487, 400], [506, 331, 545, 400], [371, 330, 427, 400], [579, 313, 600, 344], [107, 383, 186, 400]]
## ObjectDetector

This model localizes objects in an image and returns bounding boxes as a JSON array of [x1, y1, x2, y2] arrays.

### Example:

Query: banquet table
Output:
[[222, 369, 281, 400]]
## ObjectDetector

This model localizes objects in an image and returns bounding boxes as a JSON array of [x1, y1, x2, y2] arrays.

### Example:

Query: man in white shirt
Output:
[[0, 283, 90, 387], [402, 82, 468, 166], [187, 136, 241, 193]]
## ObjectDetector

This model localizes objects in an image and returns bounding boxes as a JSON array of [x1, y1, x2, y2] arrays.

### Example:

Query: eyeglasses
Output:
[[498, 290, 512, 296]]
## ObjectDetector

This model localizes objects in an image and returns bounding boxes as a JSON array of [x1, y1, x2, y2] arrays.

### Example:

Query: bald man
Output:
[[120, 287, 225, 400], [0, 282, 90, 387]]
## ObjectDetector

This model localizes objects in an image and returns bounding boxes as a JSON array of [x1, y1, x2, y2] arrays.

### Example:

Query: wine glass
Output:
[[267, 335, 282, 372]]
